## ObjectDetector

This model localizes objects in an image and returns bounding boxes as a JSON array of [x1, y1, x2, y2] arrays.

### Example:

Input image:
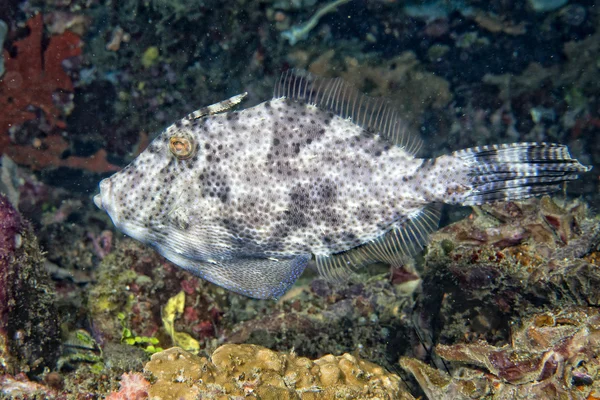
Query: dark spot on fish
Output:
[[343, 231, 357, 242]]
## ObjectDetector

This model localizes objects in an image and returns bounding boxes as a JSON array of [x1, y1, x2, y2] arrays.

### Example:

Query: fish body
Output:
[[94, 70, 591, 299]]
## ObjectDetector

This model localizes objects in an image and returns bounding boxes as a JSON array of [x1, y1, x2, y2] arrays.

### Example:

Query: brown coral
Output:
[[144, 344, 412, 400]]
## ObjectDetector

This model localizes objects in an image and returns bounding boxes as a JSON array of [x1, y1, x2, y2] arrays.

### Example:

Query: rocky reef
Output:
[[419, 196, 600, 347], [401, 306, 600, 399], [0, 0, 599, 398], [84, 233, 419, 373], [0, 194, 61, 376]]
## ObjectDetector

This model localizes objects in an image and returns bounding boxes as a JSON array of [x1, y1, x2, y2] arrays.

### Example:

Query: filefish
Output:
[[94, 70, 591, 299]]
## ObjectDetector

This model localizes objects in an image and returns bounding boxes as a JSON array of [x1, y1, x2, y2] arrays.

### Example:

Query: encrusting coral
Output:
[[143, 344, 412, 399]]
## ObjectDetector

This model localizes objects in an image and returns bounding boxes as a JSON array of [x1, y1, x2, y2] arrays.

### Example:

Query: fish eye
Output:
[[169, 136, 196, 159]]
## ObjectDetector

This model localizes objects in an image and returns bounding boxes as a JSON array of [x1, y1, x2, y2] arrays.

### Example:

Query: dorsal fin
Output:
[[185, 92, 248, 120], [315, 205, 441, 281], [274, 69, 423, 155]]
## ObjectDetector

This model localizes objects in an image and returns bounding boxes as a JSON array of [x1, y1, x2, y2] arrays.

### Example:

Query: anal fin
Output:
[[315, 205, 441, 282]]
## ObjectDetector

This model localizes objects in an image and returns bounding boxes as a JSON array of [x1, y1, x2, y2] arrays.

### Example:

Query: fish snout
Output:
[[94, 178, 113, 210]]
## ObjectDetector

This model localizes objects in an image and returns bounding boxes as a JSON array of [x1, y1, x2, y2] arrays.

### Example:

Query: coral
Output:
[[105, 372, 150, 400], [401, 306, 600, 399], [119, 313, 163, 355], [0, 14, 118, 173], [144, 344, 412, 400], [0, 14, 80, 137], [141, 46, 160, 68], [0, 193, 61, 375], [6, 127, 120, 173]]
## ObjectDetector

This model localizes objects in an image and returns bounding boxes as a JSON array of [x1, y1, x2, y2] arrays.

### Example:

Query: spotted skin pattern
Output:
[[95, 74, 591, 299], [98, 99, 437, 256]]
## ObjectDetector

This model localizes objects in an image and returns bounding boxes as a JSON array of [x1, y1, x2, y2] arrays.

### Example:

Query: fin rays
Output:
[[315, 205, 441, 282], [274, 69, 423, 155], [455, 143, 592, 205]]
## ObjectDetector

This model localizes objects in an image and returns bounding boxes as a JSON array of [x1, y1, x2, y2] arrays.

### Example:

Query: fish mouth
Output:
[[93, 194, 102, 209], [94, 178, 112, 211]]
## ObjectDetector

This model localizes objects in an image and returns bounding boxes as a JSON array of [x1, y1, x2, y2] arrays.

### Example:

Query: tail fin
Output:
[[453, 142, 591, 206]]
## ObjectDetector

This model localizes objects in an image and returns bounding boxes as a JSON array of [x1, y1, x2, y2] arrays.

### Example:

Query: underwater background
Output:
[[0, 0, 599, 398]]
